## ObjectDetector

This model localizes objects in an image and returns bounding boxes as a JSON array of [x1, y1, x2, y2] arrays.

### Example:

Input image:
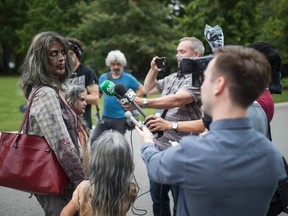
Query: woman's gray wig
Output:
[[105, 50, 127, 67], [65, 85, 86, 107], [87, 130, 134, 215], [20, 31, 73, 98]]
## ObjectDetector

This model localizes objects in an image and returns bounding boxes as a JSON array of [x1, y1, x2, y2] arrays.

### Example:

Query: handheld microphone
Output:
[[114, 83, 147, 119], [100, 80, 130, 104], [124, 111, 144, 130], [100, 80, 116, 96]]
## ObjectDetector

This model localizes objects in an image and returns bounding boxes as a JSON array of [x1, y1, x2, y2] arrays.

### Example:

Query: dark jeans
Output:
[[150, 180, 179, 216], [90, 117, 126, 145]]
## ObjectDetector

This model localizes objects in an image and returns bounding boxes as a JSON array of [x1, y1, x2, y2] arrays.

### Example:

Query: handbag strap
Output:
[[19, 87, 42, 134]]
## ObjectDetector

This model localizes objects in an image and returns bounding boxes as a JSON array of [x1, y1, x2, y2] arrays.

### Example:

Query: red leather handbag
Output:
[[0, 88, 69, 195]]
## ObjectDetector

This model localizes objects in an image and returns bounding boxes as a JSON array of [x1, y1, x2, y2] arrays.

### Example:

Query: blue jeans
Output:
[[150, 180, 179, 216]]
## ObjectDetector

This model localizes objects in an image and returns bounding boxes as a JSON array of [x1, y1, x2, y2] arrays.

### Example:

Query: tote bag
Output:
[[0, 88, 69, 195]]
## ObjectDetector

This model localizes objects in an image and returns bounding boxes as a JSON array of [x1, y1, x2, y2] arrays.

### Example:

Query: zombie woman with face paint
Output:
[[19, 31, 84, 215], [65, 85, 90, 175]]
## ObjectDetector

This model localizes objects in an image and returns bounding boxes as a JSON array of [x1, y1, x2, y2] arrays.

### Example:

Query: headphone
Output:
[[68, 41, 83, 59]]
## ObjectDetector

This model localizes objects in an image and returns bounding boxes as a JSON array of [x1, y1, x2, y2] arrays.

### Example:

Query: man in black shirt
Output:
[[66, 37, 99, 129]]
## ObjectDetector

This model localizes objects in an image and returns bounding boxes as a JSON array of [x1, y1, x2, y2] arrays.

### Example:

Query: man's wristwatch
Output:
[[172, 121, 178, 132], [142, 98, 148, 108]]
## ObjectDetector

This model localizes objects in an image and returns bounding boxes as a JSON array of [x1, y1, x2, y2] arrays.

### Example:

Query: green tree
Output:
[[70, 0, 178, 79], [0, 0, 27, 75], [2, 0, 287, 76], [174, 0, 288, 72], [0, 0, 92, 75], [17, 0, 92, 54], [174, 0, 262, 54], [255, 0, 288, 72]]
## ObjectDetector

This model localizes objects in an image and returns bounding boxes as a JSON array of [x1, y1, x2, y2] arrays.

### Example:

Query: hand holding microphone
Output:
[[124, 111, 144, 130], [125, 110, 154, 143], [115, 83, 163, 139], [144, 115, 171, 132], [102, 81, 163, 139], [115, 83, 147, 119], [135, 125, 155, 144], [101, 81, 146, 118]]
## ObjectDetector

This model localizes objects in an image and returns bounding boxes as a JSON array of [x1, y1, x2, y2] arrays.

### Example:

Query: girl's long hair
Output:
[[86, 130, 134, 216], [19, 31, 73, 98], [65, 84, 90, 136]]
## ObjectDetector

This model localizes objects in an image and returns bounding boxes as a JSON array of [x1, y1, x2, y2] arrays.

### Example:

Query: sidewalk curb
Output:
[[275, 102, 288, 108]]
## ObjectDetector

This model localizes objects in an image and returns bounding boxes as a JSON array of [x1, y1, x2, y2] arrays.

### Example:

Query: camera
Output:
[[143, 109, 165, 139], [143, 117, 164, 139], [179, 55, 214, 87], [155, 57, 167, 70]]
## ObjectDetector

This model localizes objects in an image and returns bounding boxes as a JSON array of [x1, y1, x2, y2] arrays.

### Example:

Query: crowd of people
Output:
[[18, 30, 287, 216]]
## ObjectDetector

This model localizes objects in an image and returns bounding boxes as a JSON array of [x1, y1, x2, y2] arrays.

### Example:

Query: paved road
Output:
[[0, 103, 287, 216]]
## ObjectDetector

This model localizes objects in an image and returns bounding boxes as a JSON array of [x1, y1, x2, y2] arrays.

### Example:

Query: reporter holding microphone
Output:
[[135, 46, 287, 216], [90, 50, 144, 145]]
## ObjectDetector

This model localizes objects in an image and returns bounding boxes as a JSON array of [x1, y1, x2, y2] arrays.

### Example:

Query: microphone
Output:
[[114, 83, 147, 119], [124, 111, 144, 130], [100, 80, 116, 96], [100, 80, 130, 104]]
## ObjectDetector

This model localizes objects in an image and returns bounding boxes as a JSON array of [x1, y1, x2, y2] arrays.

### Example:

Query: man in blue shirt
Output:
[[136, 45, 287, 216], [90, 50, 144, 144]]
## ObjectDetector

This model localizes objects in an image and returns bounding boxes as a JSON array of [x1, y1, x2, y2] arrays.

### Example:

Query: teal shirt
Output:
[[99, 71, 141, 118]]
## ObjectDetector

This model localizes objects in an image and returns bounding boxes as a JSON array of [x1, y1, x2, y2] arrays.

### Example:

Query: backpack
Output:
[[267, 157, 288, 215], [269, 70, 282, 94], [248, 42, 282, 94]]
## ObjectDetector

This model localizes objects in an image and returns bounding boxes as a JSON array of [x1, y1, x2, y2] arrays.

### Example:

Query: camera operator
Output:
[[124, 37, 204, 216]]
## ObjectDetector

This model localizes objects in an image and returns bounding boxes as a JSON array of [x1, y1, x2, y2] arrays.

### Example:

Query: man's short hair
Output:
[[179, 37, 205, 56], [213, 45, 271, 108]]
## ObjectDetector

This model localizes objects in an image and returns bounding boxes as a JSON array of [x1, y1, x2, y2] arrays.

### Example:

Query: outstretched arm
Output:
[[145, 115, 205, 134], [136, 89, 194, 109]]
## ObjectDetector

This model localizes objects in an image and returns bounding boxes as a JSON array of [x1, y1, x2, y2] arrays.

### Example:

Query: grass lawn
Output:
[[0, 76, 287, 132], [0, 76, 26, 132]]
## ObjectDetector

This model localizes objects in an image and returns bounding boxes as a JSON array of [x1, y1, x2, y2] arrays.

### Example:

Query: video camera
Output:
[[179, 54, 214, 87], [178, 24, 222, 87]]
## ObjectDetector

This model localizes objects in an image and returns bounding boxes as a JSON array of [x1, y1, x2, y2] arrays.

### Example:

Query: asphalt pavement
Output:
[[0, 102, 287, 216]]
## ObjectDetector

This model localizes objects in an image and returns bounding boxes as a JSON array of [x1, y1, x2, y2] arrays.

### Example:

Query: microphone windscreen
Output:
[[114, 83, 127, 97], [100, 80, 115, 96], [124, 111, 133, 118]]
